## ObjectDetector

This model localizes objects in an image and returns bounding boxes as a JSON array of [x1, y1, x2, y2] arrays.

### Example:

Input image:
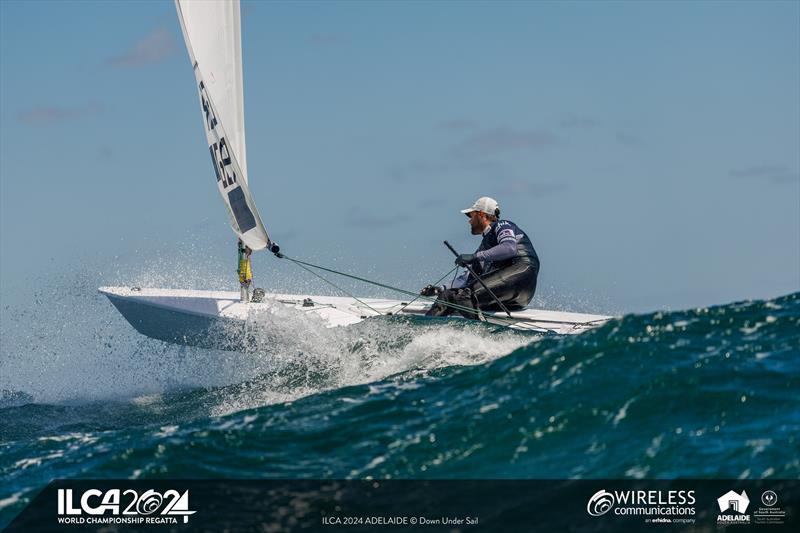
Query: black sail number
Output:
[[198, 81, 236, 189], [209, 138, 237, 189], [198, 81, 217, 132]]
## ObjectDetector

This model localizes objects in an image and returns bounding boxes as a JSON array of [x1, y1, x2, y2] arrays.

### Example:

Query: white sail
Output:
[[175, 0, 269, 250]]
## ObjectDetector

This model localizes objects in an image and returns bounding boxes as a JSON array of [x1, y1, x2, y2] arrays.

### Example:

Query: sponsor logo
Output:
[[717, 490, 750, 524], [56, 488, 196, 525], [761, 490, 777, 507], [496, 229, 515, 241], [586, 489, 696, 525], [753, 490, 786, 525], [718, 489, 750, 513], [587, 490, 614, 516]]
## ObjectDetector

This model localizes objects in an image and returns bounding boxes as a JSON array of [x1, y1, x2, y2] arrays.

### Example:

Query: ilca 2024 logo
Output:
[[57, 488, 196, 525]]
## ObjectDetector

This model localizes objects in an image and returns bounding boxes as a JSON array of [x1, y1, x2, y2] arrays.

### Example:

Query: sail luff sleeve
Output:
[[174, 0, 269, 250]]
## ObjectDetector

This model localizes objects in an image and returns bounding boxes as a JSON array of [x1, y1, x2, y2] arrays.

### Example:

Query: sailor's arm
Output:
[[476, 224, 517, 263], [475, 240, 516, 263]]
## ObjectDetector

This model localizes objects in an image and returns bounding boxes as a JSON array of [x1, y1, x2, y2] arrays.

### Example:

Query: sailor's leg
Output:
[[470, 263, 538, 311], [425, 295, 452, 317], [510, 263, 538, 307], [425, 288, 475, 317]]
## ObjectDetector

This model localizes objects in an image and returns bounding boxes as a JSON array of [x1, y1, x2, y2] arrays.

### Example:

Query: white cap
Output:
[[460, 196, 499, 216]]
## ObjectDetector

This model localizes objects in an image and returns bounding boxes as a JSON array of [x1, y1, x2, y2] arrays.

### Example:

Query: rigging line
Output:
[[281, 254, 480, 316], [395, 266, 459, 314], [451, 265, 461, 287], [279, 254, 522, 326], [282, 254, 429, 302], [285, 258, 384, 316], [286, 255, 525, 325], [282, 253, 605, 330]]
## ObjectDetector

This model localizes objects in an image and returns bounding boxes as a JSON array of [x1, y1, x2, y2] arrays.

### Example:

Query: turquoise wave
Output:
[[1, 292, 798, 526]]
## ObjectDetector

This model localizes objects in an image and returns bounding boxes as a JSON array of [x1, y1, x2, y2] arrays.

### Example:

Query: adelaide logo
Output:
[[717, 489, 750, 524]]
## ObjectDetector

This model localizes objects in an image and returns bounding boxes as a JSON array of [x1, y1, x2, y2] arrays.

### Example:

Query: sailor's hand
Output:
[[455, 253, 476, 267], [420, 284, 443, 297]]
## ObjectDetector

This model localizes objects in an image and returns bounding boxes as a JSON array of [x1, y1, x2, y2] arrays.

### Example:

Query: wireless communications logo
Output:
[[587, 490, 615, 516], [57, 488, 196, 525], [585, 488, 696, 524]]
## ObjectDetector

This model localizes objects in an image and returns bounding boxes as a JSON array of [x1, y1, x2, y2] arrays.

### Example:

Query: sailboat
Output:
[[99, 0, 611, 349]]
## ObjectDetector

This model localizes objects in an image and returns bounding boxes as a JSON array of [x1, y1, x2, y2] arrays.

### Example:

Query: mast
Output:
[[174, 0, 271, 253], [175, 0, 274, 300]]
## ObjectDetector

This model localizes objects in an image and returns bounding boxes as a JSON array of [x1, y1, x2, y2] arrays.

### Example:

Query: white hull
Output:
[[99, 286, 611, 350]]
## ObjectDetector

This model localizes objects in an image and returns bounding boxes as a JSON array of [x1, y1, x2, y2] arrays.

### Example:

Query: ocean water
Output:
[[1, 289, 798, 527]]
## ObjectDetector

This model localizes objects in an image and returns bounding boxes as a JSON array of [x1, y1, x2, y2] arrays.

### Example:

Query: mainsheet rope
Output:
[[285, 257, 384, 316], [276, 252, 511, 322]]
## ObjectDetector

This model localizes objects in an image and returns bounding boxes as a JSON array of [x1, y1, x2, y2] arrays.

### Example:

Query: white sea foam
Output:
[[207, 301, 537, 416], [0, 492, 23, 511], [0, 265, 540, 418]]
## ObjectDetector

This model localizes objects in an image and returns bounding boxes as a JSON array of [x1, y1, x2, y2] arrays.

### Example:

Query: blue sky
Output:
[[1, 0, 798, 314]]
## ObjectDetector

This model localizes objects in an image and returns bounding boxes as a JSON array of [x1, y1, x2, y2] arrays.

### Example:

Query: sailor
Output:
[[421, 196, 539, 318]]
